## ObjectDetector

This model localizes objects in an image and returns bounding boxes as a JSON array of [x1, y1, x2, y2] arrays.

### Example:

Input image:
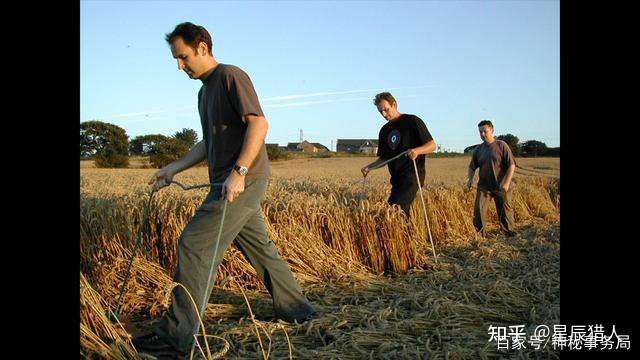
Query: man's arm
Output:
[[408, 139, 437, 160], [408, 116, 436, 160], [500, 164, 516, 192], [222, 114, 268, 202], [361, 157, 386, 177], [499, 142, 516, 192], [236, 115, 268, 170], [466, 151, 478, 191], [466, 165, 476, 191], [148, 140, 206, 189]]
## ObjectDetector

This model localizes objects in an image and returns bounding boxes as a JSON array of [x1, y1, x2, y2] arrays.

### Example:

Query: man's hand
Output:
[[148, 167, 175, 191], [407, 148, 419, 161], [465, 181, 473, 192], [361, 166, 370, 178], [223, 171, 245, 202], [500, 181, 510, 193]]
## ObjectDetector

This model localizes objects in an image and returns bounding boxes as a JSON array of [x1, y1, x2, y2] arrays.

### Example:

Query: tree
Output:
[[266, 144, 290, 161], [129, 134, 170, 156], [148, 137, 190, 168], [174, 128, 198, 148], [80, 120, 129, 168], [521, 140, 548, 157], [464, 144, 480, 154], [496, 134, 521, 156]]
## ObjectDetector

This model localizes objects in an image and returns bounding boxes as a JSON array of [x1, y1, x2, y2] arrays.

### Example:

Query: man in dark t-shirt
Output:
[[361, 92, 437, 216], [133, 23, 316, 358], [466, 120, 517, 236]]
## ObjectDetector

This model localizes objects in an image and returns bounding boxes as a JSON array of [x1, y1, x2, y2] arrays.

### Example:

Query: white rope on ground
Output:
[[165, 181, 269, 360], [190, 187, 228, 359], [412, 158, 438, 263], [107, 179, 231, 359], [150, 180, 284, 359]]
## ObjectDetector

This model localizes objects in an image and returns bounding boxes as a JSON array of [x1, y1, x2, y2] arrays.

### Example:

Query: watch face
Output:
[[236, 165, 248, 175]]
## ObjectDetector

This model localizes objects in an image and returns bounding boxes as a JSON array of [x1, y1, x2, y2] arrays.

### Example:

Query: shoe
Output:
[[132, 332, 174, 352], [296, 311, 320, 323], [278, 311, 320, 324], [138, 347, 191, 360]]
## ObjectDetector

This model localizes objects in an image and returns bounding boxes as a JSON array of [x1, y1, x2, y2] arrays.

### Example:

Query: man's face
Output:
[[478, 125, 494, 142], [170, 37, 208, 79], [377, 100, 398, 121]]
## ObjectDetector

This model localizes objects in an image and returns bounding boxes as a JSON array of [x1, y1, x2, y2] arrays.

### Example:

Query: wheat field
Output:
[[80, 156, 560, 359]]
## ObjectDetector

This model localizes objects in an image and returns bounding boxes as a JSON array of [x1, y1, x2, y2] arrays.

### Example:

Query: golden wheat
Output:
[[80, 157, 560, 359]]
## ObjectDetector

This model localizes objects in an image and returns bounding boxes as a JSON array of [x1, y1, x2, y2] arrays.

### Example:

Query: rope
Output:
[[108, 179, 234, 359], [367, 149, 410, 170], [360, 151, 438, 263], [515, 164, 559, 178], [359, 176, 367, 202], [113, 181, 224, 318], [412, 159, 438, 263], [111, 178, 290, 359], [360, 149, 410, 200], [190, 197, 228, 358], [113, 187, 157, 319]]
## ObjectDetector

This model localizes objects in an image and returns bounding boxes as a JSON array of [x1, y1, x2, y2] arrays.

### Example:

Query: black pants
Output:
[[388, 181, 419, 216]]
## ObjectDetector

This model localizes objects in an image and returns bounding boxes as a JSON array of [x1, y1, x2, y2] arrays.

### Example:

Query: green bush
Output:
[[149, 138, 190, 168], [266, 146, 291, 161], [94, 150, 129, 168]]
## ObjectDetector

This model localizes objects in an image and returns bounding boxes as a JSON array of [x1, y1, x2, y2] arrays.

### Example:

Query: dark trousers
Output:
[[388, 181, 419, 216], [473, 188, 516, 233], [154, 178, 315, 352]]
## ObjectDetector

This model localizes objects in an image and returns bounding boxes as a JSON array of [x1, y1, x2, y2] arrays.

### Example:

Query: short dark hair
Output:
[[477, 120, 493, 128], [165, 22, 213, 55], [373, 92, 397, 107]]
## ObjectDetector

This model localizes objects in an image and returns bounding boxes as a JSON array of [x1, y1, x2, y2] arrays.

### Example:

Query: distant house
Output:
[[286, 140, 329, 153], [336, 139, 379, 154]]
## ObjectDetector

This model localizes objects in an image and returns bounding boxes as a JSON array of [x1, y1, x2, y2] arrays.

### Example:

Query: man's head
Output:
[[165, 22, 216, 79], [374, 92, 401, 121], [477, 120, 495, 143]]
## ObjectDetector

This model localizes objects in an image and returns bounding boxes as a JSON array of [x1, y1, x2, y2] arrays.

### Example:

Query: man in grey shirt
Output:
[[466, 120, 517, 237], [133, 22, 316, 357]]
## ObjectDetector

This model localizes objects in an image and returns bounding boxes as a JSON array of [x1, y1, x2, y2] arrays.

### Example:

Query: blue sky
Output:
[[81, 0, 559, 152]]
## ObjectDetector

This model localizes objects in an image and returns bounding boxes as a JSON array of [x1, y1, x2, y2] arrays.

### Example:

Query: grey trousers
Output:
[[154, 178, 316, 352], [473, 188, 516, 233]]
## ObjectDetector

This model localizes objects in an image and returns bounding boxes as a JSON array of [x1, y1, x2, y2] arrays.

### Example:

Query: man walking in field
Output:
[[361, 92, 437, 216], [466, 120, 518, 237], [133, 22, 316, 357]]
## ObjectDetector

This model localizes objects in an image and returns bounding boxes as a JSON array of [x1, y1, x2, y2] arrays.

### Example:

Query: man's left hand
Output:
[[223, 172, 245, 202], [500, 182, 510, 193], [407, 148, 419, 161]]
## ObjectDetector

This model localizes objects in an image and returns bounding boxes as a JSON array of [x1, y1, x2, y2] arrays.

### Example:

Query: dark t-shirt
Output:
[[198, 64, 270, 184], [377, 114, 433, 187], [469, 140, 516, 191]]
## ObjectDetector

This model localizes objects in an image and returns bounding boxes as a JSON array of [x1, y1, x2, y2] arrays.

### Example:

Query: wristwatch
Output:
[[234, 164, 249, 176]]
